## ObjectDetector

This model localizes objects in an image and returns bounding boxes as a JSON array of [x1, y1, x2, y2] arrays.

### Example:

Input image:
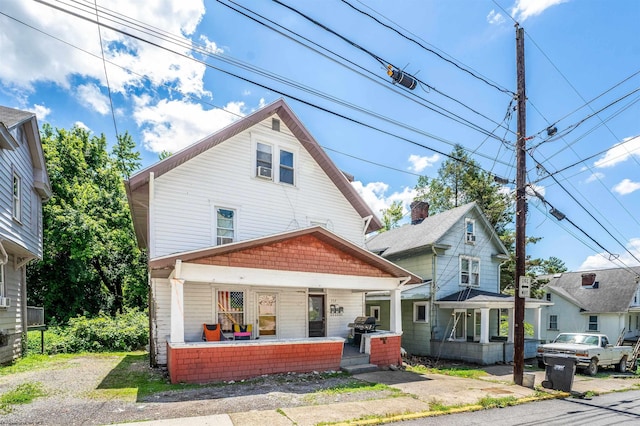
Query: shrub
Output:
[[27, 309, 148, 355]]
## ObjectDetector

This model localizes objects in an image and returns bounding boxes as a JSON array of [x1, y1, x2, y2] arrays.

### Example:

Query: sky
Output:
[[0, 0, 639, 273]]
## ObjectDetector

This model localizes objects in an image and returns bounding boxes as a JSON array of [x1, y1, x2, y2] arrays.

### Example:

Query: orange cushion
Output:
[[203, 324, 221, 341]]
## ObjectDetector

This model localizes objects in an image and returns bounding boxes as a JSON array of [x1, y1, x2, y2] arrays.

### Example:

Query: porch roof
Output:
[[435, 289, 552, 309], [153, 226, 422, 291]]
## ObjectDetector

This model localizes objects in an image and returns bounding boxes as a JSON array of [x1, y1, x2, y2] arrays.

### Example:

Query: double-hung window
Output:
[[12, 172, 21, 222], [460, 256, 480, 286], [465, 218, 476, 243], [279, 149, 294, 185], [256, 143, 273, 179], [413, 302, 428, 323], [588, 315, 598, 331], [549, 314, 558, 330], [216, 208, 235, 245]]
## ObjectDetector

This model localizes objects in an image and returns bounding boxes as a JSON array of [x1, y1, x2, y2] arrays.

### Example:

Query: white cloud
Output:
[[132, 96, 246, 153], [0, 0, 208, 96], [580, 238, 640, 270], [585, 172, 604, 183], [594, 135, 640, 168], [486, 10, 505, 25], [76, 83, 110, 115], [199, 35, 224, 55], [613, 179, 640, 196], [511, 0, 568, 22], [351, 181, 417, 221], [408, 154, 439, 173], [74, 121, 90, 130], [31, 104, 51, 121]]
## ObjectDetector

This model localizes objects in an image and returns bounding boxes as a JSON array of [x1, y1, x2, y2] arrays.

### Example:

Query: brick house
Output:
[[126, 99, 420, 383]]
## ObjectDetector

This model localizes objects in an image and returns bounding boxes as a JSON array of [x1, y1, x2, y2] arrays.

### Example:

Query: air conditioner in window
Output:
[[466, 234, 476, 243], [256, 166, 272, 179], [0, 297, 11, 308]]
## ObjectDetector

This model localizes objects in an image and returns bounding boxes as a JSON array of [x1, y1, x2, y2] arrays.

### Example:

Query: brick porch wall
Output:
[[167, 338, 344, 384], [368, 334, 402, 367]]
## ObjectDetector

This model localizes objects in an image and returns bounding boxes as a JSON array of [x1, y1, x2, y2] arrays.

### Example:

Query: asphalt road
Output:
[[387, 390, 640, 425]]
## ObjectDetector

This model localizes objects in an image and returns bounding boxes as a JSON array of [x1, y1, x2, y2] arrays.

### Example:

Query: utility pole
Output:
[[514, 24, 526, 386]]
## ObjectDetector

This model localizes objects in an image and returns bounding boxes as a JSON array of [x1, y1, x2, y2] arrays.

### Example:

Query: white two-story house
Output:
[[366, 201, 550, 364], [0, 106, 50, 363], [126, 99, 419, 383]]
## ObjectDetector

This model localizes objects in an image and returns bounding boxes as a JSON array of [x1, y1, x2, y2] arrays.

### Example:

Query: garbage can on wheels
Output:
[[541, 354, 576, 392]]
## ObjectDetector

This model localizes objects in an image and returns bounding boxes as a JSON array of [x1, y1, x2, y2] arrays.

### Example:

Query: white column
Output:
[[533, 307, 542, 340], [170, 278, 185, 343], [480, 308, 490, 344], [507, 308, 514, 343], [390, 289, 402, 333]]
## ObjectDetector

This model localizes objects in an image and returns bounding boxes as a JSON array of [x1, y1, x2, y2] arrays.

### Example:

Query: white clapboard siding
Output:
[[152, 117, 366, 258], [272, 289, 306, 339], [0, 127, 41, 257], [183, 283, 214, 342], [326, 289, 364, 338], [151, 278, 171, 366], [0, 254, 23, 364]]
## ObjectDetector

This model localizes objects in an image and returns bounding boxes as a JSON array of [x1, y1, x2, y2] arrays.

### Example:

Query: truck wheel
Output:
[[586, 358, 598, 376], [617, 356, 628, 373]]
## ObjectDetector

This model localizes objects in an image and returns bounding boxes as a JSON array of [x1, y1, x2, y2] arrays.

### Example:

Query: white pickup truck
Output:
[[536, 333, 634, 375]]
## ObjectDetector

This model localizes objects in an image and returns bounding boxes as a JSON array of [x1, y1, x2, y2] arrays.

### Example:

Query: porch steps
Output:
[[341, 344, 378, 374], [341, 363, 379, 374]]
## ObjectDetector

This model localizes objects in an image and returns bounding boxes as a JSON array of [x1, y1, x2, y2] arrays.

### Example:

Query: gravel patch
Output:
[[0, 354, 399, 425]]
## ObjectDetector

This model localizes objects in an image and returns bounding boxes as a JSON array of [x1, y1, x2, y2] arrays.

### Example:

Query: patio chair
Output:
[[233, 324, 252, 340], [202, 323, 222, 341]]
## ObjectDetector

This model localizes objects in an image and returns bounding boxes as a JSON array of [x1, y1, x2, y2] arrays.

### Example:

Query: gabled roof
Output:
[[126, 99, 382, 248], [545, 267, 640, 313], [366, 202, 508, 257], [0, 106, 51, 198], [150, 226, 421, 284]]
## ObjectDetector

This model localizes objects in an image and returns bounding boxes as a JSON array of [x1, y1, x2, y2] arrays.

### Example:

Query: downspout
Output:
[[431, 245, 437, 338]]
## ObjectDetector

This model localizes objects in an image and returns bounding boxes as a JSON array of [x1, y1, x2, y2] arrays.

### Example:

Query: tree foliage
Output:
[[380, 200, 404, 232], [414, 144, 568, 296], [27, 125, 146, 323]]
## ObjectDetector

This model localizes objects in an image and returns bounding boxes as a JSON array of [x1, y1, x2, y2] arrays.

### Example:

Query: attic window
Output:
[[581, 273, 598, 288], [272, 118, 280, 132]]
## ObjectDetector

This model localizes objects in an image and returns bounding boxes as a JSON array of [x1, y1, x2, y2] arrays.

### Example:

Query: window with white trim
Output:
[[413, 302, 428, 323], [549, 314, 558, 330], [588, 315, 598, 331], [215, 207, 235, 245], [370, 305, 381, 322], [12, 172, 21, 221], [217, 290, 244, 333], [465, 218, 476, 244], [279, 149, 294, 185], [460, 256, 480, 286], [256, 142, 273, 180]]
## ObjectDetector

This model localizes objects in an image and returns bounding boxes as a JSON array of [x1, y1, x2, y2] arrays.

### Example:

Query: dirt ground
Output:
[[0, 353, 398, 425]]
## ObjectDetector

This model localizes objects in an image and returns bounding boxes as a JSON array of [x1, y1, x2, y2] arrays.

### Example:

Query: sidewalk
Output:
[[116, 365, 640, 426]]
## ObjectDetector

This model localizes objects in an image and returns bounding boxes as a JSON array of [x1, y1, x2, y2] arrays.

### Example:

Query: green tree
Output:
[[27, 124, 146, 322], [158, 150, 173, 160], [380, 200, 404, 231], [414, 145, 512, 234]]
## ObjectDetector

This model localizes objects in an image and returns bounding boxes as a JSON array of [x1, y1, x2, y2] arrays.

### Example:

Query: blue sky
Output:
[[1, 0, 639, 272]]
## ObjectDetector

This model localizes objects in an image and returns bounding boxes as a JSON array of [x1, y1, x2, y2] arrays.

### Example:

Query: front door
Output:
[[257, 293, 277, 338], [308, 294, 325, 337]]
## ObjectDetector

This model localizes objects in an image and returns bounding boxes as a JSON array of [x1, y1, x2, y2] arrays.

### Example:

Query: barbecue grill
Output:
[[348, 316, 378, 346]]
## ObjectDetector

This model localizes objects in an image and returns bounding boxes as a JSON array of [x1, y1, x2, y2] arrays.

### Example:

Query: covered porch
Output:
[[434, 289, 552, 365], [151, 227, 420, 383]]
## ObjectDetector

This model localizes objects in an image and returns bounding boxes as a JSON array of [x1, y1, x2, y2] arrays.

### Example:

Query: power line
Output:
[[31, 0, 519, 175], [342, 0, 515, 96]]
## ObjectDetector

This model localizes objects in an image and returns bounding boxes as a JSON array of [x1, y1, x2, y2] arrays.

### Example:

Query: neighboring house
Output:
[[0, 106, 51, 364], [366, 201, 550, 364], [540, 267, 640, 344], [126, 99, 420, 383]]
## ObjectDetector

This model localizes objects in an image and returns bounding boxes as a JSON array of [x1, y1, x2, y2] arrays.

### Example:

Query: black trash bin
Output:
[[541, 354, 576, 392]]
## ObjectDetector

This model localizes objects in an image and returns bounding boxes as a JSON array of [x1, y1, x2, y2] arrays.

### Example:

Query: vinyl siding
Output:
[[400, 299, 431, 356], [0, 254, 24, 364], [0, 122, 42, 257], [151, 278, 171, 366], [326, 289, 363, 338], [151, 117, 366, 258]]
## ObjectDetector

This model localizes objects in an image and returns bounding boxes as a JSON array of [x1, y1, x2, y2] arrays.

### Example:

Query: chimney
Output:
[[410, 201, 429, 225]]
